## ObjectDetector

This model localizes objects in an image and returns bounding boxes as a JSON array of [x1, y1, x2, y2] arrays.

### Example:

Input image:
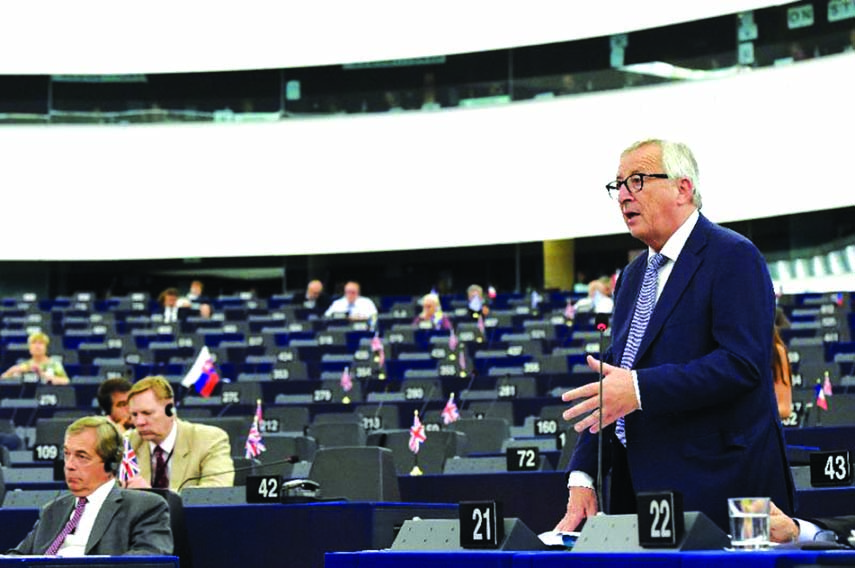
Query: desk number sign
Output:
[[246, 475, 282, 503], [636, 491, 684, 548], [459, 501, 504, 549], [810, 450, 852, 487], [506, 447, 540, 472]]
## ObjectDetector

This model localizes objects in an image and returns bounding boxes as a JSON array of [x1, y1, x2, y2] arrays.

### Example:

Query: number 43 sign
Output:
[[810, 450, 852, 487]]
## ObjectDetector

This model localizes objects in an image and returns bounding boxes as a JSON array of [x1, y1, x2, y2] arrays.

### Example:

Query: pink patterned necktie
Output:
[[45, 497, 87, 555], [615, 252, 667, 446]]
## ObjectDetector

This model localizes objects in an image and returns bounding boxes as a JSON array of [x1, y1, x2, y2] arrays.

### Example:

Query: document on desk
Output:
[[538, 530, 580, 548]]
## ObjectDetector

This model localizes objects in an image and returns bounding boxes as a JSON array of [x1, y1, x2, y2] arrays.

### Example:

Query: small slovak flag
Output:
[[815, 379, 829, 411], [118, 435, 140, 483], [181, 346, 220, 397], [245, 399, 267, 459], [408, 410, 426, 454], [441, 393, 460, 425]]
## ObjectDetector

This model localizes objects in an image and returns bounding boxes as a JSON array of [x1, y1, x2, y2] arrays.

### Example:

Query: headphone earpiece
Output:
[[165, 403, 174, 417], [104, 423, 123, 475]]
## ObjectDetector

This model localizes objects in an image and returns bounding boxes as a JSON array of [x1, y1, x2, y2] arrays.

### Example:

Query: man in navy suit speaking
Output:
[[556, 139, 794, 532]]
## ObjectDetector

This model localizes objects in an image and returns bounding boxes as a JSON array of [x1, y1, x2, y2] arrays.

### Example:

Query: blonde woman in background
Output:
[[1, 331, 69, 384]]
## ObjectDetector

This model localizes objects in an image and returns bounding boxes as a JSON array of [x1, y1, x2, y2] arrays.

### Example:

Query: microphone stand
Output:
[[594, 313, 610, 513], [175, 455, 298, 492]]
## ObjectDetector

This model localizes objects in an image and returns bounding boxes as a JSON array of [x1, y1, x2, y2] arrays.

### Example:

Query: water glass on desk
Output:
[[728, 497, 771, 549]]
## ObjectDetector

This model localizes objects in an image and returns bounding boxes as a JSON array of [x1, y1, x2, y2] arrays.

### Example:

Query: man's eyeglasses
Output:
[[605, 173, 669, 199]]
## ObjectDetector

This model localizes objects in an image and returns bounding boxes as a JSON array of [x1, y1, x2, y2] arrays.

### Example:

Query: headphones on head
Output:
[[102, 421, 124, 475], [165, 402, 174, 417]]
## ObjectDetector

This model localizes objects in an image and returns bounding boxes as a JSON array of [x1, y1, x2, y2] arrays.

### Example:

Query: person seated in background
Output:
[[177, 279, 206, 309], [412, 293, 452, 330], [770, 501, 855, 547], [157, 288, 191, 324], [96, 377, 134, 435], [125, 376, 234, 491], [573, 276, 615, 314], [1, 331, 69, 384], [772, 308, 793, 420], [198, 302, 214, 320], [297, 279, 331, 317], [466, 284, 490, 320], [324, 281, 378, 321], [7, 416, 173, 556]]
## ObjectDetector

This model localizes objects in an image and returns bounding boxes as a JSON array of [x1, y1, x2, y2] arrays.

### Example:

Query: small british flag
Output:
[[245, 399, 267, 459], [118, 436, 140, 483]]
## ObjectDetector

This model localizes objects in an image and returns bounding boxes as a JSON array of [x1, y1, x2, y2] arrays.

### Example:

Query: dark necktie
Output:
[[615, 252, 667, 446], [153, 445, 169, 489], [45, 497, 87, 555]]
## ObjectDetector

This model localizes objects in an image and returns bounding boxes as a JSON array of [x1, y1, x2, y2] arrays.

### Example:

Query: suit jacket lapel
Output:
[[41, 495, 76, 553], [170, 420, 191, 491], [635, 215, 710, 363], [133, 434, 153, 484], [86, 485, 121, 554]]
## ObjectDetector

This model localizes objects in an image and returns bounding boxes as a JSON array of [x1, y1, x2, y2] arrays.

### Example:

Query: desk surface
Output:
[[326, 549, 855, 568]]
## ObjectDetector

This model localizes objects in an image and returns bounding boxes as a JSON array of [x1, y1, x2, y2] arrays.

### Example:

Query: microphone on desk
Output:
[[176, 455, 300, 492], [594, 313, 610, 513]]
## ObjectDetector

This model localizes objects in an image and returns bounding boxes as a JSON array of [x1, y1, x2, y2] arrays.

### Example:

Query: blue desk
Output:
[[326, 549, 855, 567]]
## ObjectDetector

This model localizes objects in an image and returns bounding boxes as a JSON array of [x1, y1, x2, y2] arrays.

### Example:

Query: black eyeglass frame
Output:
[[605, 173, 669, 199]]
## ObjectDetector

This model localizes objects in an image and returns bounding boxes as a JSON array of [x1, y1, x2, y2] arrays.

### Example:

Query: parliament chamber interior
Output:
[[1, 1, 855, 567]]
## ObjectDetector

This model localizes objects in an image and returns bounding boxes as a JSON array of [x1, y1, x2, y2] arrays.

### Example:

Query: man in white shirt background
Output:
[[324, 281, 378, 322]]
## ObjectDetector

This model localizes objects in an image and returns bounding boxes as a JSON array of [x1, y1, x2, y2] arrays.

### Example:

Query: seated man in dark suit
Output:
[[7, 416, 173, 556], [295, 279, 331, 317]]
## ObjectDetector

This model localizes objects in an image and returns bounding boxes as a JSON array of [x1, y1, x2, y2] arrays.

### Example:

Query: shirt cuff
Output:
[[631, 369, 642, 410], [795, 518, 822, 543], [568, 470, 594, 489]]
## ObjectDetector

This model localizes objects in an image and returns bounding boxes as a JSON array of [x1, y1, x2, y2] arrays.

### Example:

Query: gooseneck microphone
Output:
[[594, 312, 610, 513], [175, 455, 299, 492]]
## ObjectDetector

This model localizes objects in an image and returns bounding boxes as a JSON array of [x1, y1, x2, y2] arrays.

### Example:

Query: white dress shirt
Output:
[[324, 296, 378, 319], [57, 479, 116, 557]]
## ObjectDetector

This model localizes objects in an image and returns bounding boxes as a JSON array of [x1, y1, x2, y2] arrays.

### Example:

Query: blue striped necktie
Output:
[[615, 252, 667, 446]]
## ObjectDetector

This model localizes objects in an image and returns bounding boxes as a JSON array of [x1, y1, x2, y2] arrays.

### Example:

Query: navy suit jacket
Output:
[[568, 214, 795, 530]]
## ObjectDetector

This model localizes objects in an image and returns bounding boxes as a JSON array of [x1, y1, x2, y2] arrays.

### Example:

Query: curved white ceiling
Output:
[[2, 0, 796, 74], [0, 52, 852, 261]]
